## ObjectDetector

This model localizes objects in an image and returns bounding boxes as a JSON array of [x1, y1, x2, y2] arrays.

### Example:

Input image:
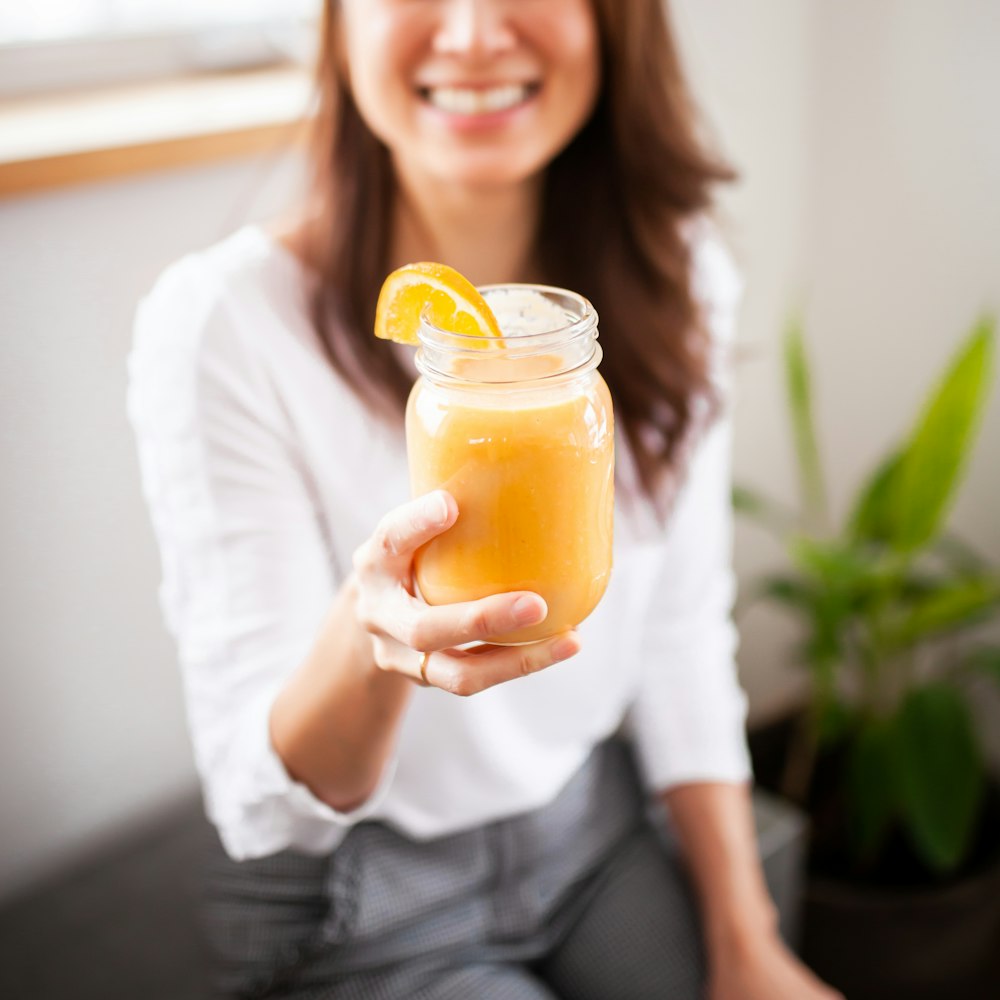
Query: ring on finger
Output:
[[415, 650, 431, 687]]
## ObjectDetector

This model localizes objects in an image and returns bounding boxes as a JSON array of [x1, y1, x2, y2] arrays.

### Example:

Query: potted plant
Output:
[[735, 315, 1000, 1000]]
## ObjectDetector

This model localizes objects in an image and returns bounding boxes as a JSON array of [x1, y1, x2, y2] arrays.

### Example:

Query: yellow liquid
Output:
[[406, 366, 614, 644]]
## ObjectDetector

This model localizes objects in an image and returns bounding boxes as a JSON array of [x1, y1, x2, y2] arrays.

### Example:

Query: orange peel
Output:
[[374, 262, 502, 346]]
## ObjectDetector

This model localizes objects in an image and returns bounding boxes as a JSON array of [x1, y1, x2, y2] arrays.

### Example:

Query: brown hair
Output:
[[301, 0, 735, 500]]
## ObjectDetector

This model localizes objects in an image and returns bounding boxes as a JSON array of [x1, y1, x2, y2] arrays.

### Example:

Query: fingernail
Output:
[[426, 492, 449, 524], [512, 595, 546, 626], [550, 636, 579, 662]]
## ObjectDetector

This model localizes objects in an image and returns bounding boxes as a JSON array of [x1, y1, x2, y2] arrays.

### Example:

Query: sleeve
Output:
[[126, 258, 395, 860], [623, 224, 753, 794]]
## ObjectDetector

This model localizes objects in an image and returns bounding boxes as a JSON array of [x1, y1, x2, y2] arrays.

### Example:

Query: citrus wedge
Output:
[[374, 262, 503, 346]]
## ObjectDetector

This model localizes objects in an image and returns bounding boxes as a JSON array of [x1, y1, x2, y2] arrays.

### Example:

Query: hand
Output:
[[351, 489, 580, 693], [708, 930, 844, 1000]]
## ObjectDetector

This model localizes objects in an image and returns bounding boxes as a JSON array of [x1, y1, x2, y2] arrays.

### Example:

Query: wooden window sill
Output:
[[0, 66, 313, 199]]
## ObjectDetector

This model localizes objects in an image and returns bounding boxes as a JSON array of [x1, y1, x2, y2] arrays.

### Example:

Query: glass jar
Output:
[[405, 284, 614, 645]]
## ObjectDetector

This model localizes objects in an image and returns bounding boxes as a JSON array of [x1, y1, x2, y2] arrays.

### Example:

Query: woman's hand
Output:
[[351, 489, 580, 693], [708, 930, 844, 1000]]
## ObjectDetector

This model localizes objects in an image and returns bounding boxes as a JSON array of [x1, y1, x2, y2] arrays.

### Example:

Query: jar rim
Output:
[[417, 282, 598, 350]]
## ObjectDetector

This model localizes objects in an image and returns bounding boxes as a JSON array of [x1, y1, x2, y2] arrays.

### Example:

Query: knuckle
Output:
[[351, 543, 372, 576], [440, 667, 475, 698], [376, 526, 398, 560], [454, 676, 478, 697], [463, 603, 494, 640], [406, 618, 433, 653], [395, 619, 416, 649], [516, 649, 539, 678], [371, 636, 392, 667], [353, 593, 377, 632], [394, 615, 418, 649]]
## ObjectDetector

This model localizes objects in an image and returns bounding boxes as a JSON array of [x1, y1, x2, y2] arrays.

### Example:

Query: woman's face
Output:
[[338, 0, 601, 190]]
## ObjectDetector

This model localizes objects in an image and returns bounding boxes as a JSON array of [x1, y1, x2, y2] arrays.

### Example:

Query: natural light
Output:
[[0, 0, 319, 45]]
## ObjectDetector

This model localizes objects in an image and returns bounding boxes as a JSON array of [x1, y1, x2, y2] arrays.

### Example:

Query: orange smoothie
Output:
[[406, 360, 614, 645]]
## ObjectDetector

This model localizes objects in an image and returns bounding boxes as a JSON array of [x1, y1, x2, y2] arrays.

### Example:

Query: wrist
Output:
[[705, 890, 780, 960], [341, 574, 377, 668]]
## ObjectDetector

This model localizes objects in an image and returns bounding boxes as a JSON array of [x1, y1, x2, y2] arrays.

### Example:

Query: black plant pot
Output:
[[749, 714, 1000, 999], [802, 862, 1000, 1000]]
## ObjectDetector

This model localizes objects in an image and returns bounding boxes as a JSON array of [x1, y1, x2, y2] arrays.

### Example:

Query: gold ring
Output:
[[417, 651, 431, 687]]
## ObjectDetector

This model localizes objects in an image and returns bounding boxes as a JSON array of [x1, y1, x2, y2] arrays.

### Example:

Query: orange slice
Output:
[[374, 262, 502, 346]]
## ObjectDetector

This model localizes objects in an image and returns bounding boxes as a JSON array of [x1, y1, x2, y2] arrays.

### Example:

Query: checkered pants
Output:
[[202, 741, 706, 999]]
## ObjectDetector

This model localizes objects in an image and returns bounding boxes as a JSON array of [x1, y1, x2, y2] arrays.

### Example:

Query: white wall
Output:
[[0, 154, 303, 901], [806, 0, 1000, 542], [673, 0, 821, 716], [2, 0, 998, 901], [678, 0, 1000, 715]]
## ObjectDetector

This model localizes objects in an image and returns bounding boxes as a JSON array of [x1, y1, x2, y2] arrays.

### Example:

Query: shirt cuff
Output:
[[626, 672, 753, 795], [206, 683, 398, 860]]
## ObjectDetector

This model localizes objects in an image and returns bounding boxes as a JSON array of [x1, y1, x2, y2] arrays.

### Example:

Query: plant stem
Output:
[[780, 677, 824, 805]]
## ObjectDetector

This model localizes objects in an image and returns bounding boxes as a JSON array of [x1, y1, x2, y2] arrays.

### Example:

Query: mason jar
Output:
[[405, 284, 614, 645]]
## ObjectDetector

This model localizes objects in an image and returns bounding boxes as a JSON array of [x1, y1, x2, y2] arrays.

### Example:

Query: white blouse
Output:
[[127, 224, 751, 862]]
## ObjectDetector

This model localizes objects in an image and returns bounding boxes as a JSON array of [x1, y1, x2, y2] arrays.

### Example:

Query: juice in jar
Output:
[[406, 285, 614, 645]]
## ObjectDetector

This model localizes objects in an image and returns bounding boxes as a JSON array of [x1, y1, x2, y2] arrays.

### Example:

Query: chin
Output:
[[427, 149, 549, 190]]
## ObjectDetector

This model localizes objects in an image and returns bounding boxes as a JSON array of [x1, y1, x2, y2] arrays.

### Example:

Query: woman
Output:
[[129, 1, 841, 997]]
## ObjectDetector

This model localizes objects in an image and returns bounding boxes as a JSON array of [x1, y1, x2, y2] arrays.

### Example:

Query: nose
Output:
[[432, 0, 517, 57]]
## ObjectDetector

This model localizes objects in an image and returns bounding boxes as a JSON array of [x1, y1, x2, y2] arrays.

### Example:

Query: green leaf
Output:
[[881, 575, 1000, 652], [789, 537, 897, 617], [891, 683, 986, 873], [891, 316, 996, 554], [752, 573, 846, 689], [757, 574, 816, 609], [848, 450, 904, 545], [784, 318, 828, 525], [846, 718, 898, 862], [791, 537, 868, 586]]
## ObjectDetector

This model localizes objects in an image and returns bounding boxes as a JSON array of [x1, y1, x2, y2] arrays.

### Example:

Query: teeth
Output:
[[425, 84, 532, 115]]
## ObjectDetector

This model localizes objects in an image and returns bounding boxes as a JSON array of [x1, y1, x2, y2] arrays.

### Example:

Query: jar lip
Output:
[[417, 282, 598, 348], [415, 343, 604, 387]]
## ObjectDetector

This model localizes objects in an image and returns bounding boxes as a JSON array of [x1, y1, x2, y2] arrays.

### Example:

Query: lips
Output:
[[417, 82, 540, 115]]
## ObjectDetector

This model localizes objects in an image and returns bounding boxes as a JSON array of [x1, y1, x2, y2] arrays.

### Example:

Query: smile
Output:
[[417, 83, 540, 116]]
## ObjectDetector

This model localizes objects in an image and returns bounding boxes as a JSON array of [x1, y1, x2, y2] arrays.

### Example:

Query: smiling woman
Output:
[[302, 0, 732, 497], [337, 0, 599, 186], [126, 1, 841, 998]]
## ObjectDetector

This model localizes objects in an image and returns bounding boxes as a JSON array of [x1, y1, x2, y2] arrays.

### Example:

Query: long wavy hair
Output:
[[299, 0, 735, 501]]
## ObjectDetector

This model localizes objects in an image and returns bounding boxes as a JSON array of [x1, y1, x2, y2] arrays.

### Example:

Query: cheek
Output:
[[529, 2, 601, 105], [341, 8, 423, 140]]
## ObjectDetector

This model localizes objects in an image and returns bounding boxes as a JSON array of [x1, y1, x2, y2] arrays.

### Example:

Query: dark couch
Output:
[[0, 791, 805, 999]]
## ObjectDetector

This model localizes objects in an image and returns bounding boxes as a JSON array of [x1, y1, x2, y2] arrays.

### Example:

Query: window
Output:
[[0, 0, 320, 97]]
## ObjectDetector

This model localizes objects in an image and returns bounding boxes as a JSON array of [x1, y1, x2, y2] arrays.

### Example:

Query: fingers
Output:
[[371, 634, 429, 686], [354, 491, 457, 574], [423, 631, 581, 697], [353, 491, 581, 696], [400, 591, 548, 652]]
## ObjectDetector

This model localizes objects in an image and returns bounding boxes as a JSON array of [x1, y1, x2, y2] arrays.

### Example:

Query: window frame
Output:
[[0, 14, 318, 99]]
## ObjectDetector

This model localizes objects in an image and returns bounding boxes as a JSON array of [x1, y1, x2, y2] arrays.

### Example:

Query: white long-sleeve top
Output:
[[127, 224, 751, 861]]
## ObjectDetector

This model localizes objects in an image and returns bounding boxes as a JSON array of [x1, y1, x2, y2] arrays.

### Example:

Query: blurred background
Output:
[[1, 1, 998, 996]]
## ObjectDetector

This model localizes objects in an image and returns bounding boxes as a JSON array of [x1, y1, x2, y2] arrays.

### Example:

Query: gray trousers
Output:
[[203, 740, 706, 999]]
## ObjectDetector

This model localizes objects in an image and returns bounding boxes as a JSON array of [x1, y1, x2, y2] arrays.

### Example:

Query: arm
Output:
[[662, 782, 843, 1000], [660, 782, 776, 955], [129, 263, 574, 858], [629, 231, 841, 997], [269, 575, 413, 812], [270, 491, 581, 812]]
